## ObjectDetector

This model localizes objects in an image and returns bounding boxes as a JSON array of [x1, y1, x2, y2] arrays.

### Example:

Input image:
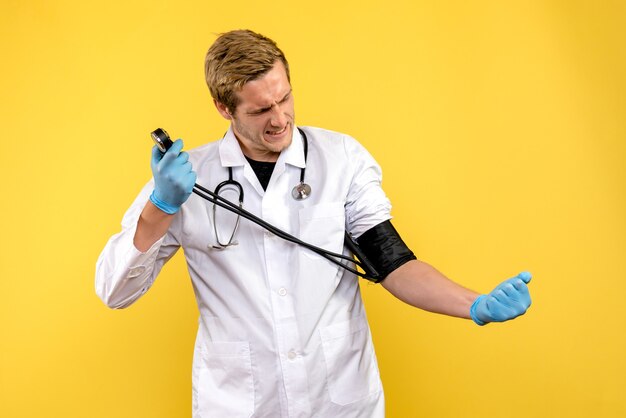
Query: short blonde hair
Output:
[[205, 29, 290, 113]]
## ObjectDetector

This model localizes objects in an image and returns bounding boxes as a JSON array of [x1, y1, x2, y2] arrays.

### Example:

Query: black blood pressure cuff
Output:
[[355, 220, 417, 283]]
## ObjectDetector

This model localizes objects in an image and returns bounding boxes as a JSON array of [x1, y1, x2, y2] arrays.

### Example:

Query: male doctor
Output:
[[96, 29, 532, 417]]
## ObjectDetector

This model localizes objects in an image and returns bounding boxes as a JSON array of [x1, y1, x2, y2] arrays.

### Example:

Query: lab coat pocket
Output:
[[320, 316, 382, 406], [299, 201, 345, 251], [298, 201, 346, 282], [195, 341, 255, 418]]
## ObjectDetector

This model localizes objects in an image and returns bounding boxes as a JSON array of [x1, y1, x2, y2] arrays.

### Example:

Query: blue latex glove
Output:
[[470, 271, 532, 326], [149, 139, 197, 214]]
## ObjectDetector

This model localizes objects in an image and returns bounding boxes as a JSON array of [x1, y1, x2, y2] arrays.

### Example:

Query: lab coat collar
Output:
[[218, 125, 305, 169]]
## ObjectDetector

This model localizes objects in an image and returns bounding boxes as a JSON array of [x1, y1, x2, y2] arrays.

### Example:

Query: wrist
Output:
[[134, 200, 175, 252], [470, 295, 488, 326], [149, 190, 180, 214]]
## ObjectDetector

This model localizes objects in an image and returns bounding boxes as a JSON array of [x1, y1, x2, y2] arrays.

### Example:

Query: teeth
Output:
[[267, 126, 286, 135]]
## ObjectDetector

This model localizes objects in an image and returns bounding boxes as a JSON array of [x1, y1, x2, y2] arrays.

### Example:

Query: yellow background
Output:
[[1, 1, 625, 417]]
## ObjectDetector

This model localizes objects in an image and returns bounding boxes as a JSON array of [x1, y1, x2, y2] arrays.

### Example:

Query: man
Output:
[[96, 29, 532, 417]]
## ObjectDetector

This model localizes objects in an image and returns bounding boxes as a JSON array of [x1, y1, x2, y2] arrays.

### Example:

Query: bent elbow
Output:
[[95, 274, 144, 310], [99, 293, 129, 309], [96, 287, 140, 310]]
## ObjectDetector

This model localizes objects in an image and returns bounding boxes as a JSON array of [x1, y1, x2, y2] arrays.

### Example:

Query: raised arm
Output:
[[95, 138, 195, 308]]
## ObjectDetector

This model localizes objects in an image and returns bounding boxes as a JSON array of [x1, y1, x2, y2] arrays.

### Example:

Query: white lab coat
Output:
[[96, 126, 392, 417]]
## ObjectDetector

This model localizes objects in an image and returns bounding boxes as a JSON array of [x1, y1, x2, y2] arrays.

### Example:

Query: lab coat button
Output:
[[278, 287, 287, 296], [287, 350, 297, 360], [264, 230, 274, 238]]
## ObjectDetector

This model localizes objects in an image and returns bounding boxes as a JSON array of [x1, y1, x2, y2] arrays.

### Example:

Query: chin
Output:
[[263, 128, 293, 152], [266, 139, 291, 154]]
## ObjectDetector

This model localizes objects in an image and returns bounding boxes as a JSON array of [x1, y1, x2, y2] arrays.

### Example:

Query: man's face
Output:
[[216, 61, 295, 162]]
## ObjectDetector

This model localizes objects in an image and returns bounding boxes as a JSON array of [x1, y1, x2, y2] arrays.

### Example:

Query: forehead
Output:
[[236, 62, 291, 109]]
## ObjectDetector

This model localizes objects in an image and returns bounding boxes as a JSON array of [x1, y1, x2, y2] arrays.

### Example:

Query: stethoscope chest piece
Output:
[[292, 182, 311, 200], [291, 128, 312, 200]]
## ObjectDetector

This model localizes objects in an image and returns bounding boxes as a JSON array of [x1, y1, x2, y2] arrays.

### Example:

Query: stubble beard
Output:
[[232, 117, 294, 156]]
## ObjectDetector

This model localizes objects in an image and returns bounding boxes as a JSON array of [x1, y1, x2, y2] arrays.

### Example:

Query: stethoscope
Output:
[[151, 127, 382, 282], [211, 128, 311, 248]]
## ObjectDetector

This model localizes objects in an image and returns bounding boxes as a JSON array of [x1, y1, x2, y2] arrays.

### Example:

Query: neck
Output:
[[233, 134, 281, 162], [240, 146, 280, 162]]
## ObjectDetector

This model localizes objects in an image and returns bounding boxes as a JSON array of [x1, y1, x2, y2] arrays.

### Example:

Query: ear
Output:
[[214, 99, 233, 120]]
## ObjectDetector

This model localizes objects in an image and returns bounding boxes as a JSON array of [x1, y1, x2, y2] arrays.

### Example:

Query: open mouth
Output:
[[265, 125, 288, 138]]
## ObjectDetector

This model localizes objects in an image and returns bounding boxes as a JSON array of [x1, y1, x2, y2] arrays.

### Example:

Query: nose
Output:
[[269, 103, 288, 127]]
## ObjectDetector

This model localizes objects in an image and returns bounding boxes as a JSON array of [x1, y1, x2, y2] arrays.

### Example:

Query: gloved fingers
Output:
[[517, 285, 531, 310], [151, 144, 163, 165], [497, 284, 522, 306], [179, 160, 193, 173], [491, 289, 517, 309], [182, 171, 198, 191], [492, 289, 529, 317], [176, 151, 190, 164], [517, 271, 532, 284], [169, 161, 195, 184], [189, 170, 197, 183], [172, 138, 185, 152], [510, 278, 527, 291], [500, 287, 529, 308], [492, 272, 532, 295], [491, 276, 514, 292], [502, 281, 528, 298], [485, 296, 518, 322], [474, 272, 533, 324], [512, 280, 531, 299], [505, 279, 531, 307], [160, 139, 184, 165]]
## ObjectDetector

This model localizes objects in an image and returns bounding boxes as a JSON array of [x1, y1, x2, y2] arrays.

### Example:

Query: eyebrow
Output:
[[247, 90, 292, 115]]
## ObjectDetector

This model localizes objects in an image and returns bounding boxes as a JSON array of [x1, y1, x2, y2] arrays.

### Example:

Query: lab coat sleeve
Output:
[[343, 135, 392, 239], [95, 180, 181, 309]]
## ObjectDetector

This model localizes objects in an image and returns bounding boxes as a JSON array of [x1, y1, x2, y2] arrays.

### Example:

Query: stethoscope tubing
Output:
[[191, 182, 376, 280], [151, 126, 377, 280]]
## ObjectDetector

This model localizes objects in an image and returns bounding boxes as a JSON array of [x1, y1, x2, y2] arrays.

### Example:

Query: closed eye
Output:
[[279, 91, 291, 104], [247, 90, 292, 115], [249, 107, 271, 115]]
